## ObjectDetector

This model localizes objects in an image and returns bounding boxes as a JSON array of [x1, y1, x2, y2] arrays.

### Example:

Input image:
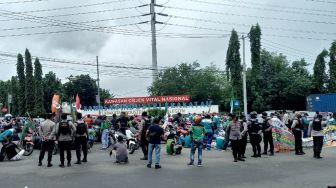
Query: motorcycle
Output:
[[93, 125, 101, 142], [110, 128, 139, 154], [126, 128, 139, 154], [21, 128, 34, 156]]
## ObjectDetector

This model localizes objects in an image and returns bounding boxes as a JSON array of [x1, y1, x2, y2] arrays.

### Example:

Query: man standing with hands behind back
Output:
[[38, 113, 56, 167]]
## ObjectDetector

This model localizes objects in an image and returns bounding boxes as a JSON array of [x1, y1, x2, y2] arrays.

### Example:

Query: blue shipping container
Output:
[[307, 93, 336, 112]]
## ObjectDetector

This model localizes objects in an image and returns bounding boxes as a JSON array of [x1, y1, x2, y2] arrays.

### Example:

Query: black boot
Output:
[[313, 152, 317, 158], [316, 152, 322, 159]]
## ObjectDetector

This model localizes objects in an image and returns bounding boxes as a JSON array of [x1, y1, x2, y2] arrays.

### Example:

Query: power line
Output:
[[215, 0, 336, 13], [165, 23, 330, 41], [0, 6, 144, 22], [305, 0, 336, 4], [164, 6, 336, 25], [0, 15, 143, 31], [0, 0, 47, 5], [0, 10, 230, 39], [184, 0, 336, 17], [262, 38, 315, 55], [169, 15, 336, 36], [262, 41, 314, 59], [1, 0, 136, 14], [261, 43, 315, 61]]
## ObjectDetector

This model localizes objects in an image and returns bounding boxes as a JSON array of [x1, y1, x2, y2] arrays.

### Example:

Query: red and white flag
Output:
[[75, 94, 81, 110]]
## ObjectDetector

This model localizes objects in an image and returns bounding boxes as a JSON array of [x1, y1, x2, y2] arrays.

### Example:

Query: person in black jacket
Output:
[[262, 112, 274, 156], [239, 115, 248, 158], [140, 112, 150, 160], [74, 113, 89, 165], [116, 112, 129, 135], [248, 111, 262, 158]]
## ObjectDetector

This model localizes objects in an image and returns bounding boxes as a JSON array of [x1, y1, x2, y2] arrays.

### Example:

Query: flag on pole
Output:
[[230, 100, 233, 114], [75, 94, 81, 110]]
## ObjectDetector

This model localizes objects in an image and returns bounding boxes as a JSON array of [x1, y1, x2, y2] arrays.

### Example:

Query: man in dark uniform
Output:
[[262, 112, 274, 156], [248, 111, 262, 158]]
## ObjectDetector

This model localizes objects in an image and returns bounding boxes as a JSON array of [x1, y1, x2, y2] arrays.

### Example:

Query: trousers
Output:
[[190, 141, 203, 164], [230, 139, 242, 159], [75, 136, 87, 162], [293, 129, 303, 153], [39, 140, 55, 163], [313, 136, 323, 155], [250, 134, 261, 156], [148, 143, 161, 165], [141, 139, 149, 157], [263, 132, 274, 153], [59, 141, 72, 164], [240, 135, 247, 157]]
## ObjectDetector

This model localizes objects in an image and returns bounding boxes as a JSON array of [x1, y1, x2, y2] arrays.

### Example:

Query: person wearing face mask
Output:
[[291, 112, 305, 155], [227, 114, 244, 162]]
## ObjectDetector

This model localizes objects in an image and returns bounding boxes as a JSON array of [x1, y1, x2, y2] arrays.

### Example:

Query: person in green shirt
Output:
[[100, 115, 111, 150], [20, 118, 36, 142], [188, 115, 205, 167]]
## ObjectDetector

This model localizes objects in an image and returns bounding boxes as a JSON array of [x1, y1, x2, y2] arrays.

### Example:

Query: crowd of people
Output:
[[0, 109, 334, 168]]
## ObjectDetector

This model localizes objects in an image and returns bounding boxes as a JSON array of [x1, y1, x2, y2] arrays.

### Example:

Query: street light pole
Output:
[[242, 35, 248, 116], [96, 56, 101, 115]]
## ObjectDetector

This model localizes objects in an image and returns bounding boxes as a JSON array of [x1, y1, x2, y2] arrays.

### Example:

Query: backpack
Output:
[[58, 120, 71, 136], [312, 120, 322, 131], [295, 118, 304, 130], [76, 122, 87, 135]]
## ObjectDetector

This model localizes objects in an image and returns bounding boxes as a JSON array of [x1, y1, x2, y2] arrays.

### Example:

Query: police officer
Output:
[[239, 115, 248, 158], [38, 113, 56, 167], [248, 111, 262, 158], [291, 112, 305, 155], [262, 112, 274, 156]]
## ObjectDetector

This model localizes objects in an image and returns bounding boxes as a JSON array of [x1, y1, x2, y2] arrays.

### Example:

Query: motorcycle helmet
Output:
[[250, 111, 258, 119], [193, 115, 202, 124], [5, 116, 11, 122], [261, 112, 268, 118]]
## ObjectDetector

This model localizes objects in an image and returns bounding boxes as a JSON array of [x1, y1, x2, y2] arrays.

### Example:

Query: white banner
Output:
[[81, 105, 219, 116]]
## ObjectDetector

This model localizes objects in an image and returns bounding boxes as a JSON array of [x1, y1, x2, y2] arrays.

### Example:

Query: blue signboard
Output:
[[233, 100, 240, 106]]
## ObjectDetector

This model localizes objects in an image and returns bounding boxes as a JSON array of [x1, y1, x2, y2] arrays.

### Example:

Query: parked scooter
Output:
[[20, 128, 34, 156], [110, 128, 139, 154]]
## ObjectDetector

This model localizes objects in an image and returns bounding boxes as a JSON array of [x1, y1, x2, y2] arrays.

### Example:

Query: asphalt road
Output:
[[1, 144, 335, 188]]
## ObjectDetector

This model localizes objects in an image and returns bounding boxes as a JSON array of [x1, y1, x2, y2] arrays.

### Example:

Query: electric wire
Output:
[[184, 0, 336, 18]]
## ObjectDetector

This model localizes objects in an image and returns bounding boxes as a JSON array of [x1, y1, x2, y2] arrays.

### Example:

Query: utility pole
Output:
[[96, 56, 101, 115], [242, 35, 248, 116], [150, 0, 158, 81]]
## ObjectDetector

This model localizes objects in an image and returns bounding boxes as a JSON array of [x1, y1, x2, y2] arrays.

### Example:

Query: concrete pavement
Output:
[[0, 145, 335, 188]]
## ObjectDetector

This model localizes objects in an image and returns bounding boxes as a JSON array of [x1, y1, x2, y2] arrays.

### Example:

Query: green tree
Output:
[[43, 71, 62, 113], [0, 81, 9, 111], [329, 41, 336, 92], [33, 58, 45, 116], [17, 53, 26, 115], [99, 88, 112, 105], [226, 30, 243, 102], [62, 74, 98, 107], [25, 49, 35, 115], [313, 49, 328, 94], [10, 76, 19, 116], [250, 50, 312, 111], [148, 62, 230, 111], [248, 24, 262, 111], [249, 23, 262, 81]]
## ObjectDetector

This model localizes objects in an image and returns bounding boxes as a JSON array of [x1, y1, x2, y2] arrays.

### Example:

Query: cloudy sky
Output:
[[0, 0, 335, 98]]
